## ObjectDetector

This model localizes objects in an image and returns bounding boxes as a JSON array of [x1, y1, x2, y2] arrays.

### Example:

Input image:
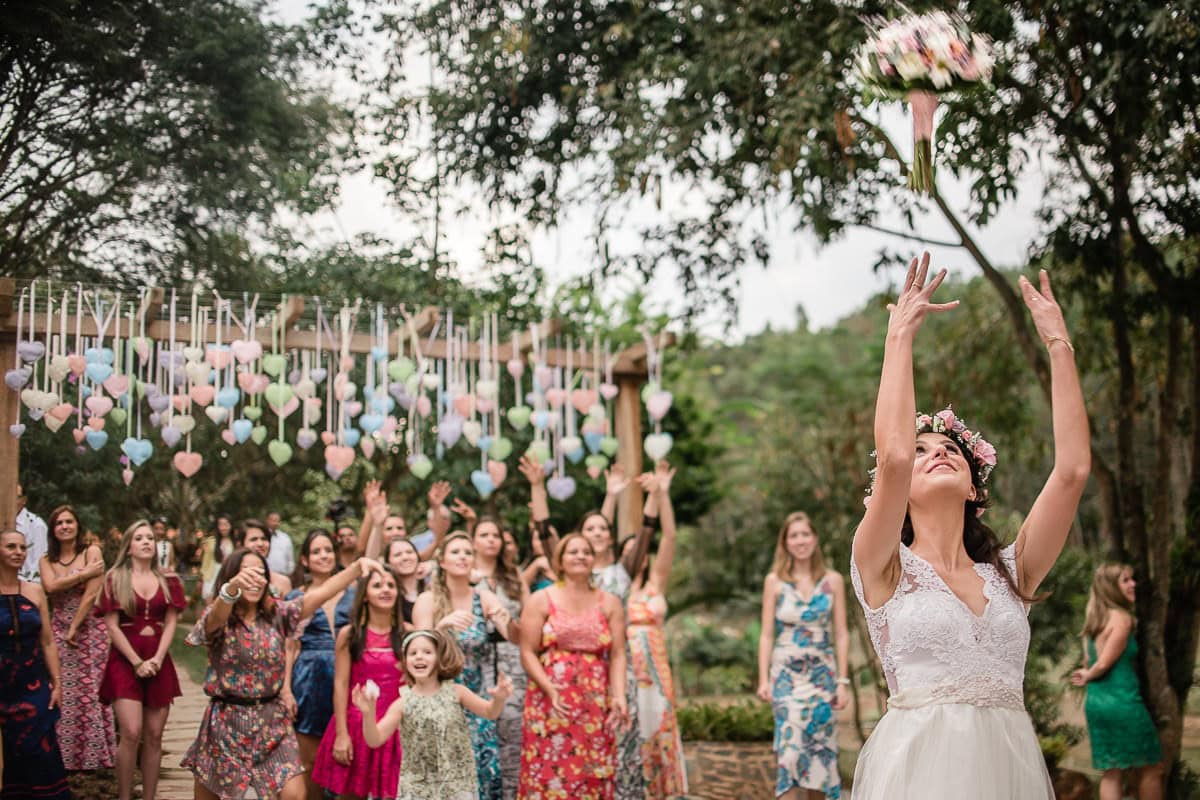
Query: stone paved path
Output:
[[157, 666, 206, 799]]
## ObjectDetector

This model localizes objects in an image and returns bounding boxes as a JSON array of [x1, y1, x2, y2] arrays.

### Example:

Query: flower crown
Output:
[[865, 406, 998, 511]]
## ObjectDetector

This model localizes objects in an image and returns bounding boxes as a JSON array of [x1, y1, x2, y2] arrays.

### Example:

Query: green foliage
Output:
[[673, 619, 758, 695], [0, 0, 352, 284], [676, 701, 774, 742]]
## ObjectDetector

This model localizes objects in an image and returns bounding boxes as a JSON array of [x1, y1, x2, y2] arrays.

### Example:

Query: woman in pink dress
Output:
[[311, 566, 406, 799], [97, 519, 187, 800], [38, 504, 115, 771], [518, 532, 628, 800]]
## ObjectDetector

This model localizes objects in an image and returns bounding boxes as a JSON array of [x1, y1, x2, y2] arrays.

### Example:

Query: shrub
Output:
[[677, 701, 774, 742]]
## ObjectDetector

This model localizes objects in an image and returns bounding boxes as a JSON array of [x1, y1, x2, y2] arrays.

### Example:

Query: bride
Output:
[[850, 253, 1090, 798]]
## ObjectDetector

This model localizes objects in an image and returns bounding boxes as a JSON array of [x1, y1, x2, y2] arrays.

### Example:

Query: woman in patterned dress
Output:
[[38, 504, 115, 772], [182, 547, 382, 800], [0, 528, 69, 799], [97, 519, 188, 800], [282, 529, 356, 800], [521, 457, 651, 800], [518, 532, 628, 799], [413, 533, 516, 800], [625, 462, 687, 799], [756, 512, 849, 799], [472, 517, 530, 800]]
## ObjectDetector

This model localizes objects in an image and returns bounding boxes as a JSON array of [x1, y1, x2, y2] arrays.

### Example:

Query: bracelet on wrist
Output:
[[1044, 335, 1074, 353], [836, 677, 851, 686], [218, 582, 241, 604]]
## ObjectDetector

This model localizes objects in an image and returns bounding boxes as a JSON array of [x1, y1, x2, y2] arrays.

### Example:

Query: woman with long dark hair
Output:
[[181, 547, 381, 800], [200, 514, 236, 601], [0, 528, 69, 799], [283, 529, 356, 800], [850, 255, 1090, 798], [472, 516, 529, 800], [97, 519, 187, 800], [311, 566, 405, 799], [38, 504, 115, 772]]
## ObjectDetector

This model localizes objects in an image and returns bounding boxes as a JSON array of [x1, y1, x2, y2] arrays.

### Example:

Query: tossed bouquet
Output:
[[855, 11, 994, 194]]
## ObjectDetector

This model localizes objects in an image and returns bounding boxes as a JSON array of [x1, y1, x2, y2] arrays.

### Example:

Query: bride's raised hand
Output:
[[886, 252, 959, 338], [1018, 269, 1070, 347]]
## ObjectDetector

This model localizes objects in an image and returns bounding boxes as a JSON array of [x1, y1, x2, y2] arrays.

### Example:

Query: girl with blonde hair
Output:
[[97, 519, 188, 800], [1070, 564, 1163, 800], [757, 512, 849, 799]]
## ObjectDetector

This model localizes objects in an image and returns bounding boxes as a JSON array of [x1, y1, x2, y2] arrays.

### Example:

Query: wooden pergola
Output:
[[0, 279, 672, 536]]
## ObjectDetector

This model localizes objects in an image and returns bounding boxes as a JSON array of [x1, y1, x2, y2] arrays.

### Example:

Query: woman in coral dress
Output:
[[626, 462, 688, 799], [97, 519, 187, 800], [38, 504, 115, 771], [518, 532, 628, 800]]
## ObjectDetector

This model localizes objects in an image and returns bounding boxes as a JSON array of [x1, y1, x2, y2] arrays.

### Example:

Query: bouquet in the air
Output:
[[855, 11, 994, 194]]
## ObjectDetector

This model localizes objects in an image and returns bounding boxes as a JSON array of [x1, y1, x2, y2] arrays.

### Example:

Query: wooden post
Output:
[[0, 332, 18, 529], [614, 376, 643, 537]]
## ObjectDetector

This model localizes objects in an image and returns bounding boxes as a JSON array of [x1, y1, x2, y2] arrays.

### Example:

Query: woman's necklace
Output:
[[57, 548, 81, 568]]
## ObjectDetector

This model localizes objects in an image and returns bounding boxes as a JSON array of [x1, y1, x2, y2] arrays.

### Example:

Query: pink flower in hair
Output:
[[973, 439, 997, 467], [917, 414, 933, 428]]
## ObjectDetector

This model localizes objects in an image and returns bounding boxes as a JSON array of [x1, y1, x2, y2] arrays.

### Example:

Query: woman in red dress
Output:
[[96, 519, 187, 800], [518, 533, 628, 800]]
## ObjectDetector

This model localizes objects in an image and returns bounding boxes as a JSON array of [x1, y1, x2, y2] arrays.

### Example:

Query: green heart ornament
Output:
[[264, 383, 294, 408], [262, 354, 287, 377], [526, 440, 551, 464], [108, 408, 127, 427], [268, 439, 293, 466], [640, 381, 661, 403], [243, 406, 263, 421], [488, 436, 513, 461], [599, 436, 619, 457], [250, 425, 268, 445], [506, 405, 532, 430], [388, 357, 415, 382]]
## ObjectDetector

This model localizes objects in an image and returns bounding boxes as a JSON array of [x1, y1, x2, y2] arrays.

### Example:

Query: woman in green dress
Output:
[[1071, 563, 1163, 800]]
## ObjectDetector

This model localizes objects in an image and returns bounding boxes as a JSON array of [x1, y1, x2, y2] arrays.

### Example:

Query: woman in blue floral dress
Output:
[[756, 513, 850, 800], [413, 533, 517, 800]]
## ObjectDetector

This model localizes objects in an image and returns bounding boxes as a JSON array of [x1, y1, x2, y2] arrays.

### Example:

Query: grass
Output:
[[169, 623, 209, 685]]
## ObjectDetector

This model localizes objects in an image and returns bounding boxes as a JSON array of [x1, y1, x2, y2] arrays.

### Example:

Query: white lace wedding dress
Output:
[[850, 543, 1054, 799]]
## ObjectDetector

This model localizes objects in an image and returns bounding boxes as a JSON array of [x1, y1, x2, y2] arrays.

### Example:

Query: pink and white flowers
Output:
[[854, 11, 994, 194]]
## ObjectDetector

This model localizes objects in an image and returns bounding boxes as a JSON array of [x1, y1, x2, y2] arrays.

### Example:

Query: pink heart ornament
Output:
[[453, 394, 474, 418], [571, 389, 598, 415], [535, 366, 554, 391], [173, 451, 203, 477], [221, 429, 237, 446], [415, 395, 431, 418], [72, 428, 87, 444], [646, 390, 673, 422], [85, 396, 113, 417], [206, 345, 232, 370], [320, 431, 336, 446], [506, 358, 525, 379], [360, 438, 376, 459], [189, 385, 215, 406], [476, 397, 494, 414], [122, 468, 134, 486], [325, 445, 356, 476], [231, 339, 262, 364], [67, 354, 87, 376], [171, 394, 190, 413], [49, 402, 75, 423], [487, 460, 507, 487], [598, 382, 619, 401]]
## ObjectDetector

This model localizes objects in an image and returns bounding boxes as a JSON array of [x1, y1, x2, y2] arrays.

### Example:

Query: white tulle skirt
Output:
[[852, 699, 1054, 799]]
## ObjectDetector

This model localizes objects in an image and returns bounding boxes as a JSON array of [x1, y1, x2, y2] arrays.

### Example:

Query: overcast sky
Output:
[[276, 1, 1046, 339]]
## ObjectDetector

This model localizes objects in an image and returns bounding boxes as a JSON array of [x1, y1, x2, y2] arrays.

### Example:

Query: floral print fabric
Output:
[[455, 590, 502, 800], [518, 589, 615, 800], [628, 585, 687, 798], [770, 577, 841, 798], [181, 598, 304, 800]]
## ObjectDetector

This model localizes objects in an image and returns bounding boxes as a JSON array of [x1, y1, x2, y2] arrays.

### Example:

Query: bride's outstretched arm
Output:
[[853, 253, 958, 606], [1013, 271, 1090, 596]]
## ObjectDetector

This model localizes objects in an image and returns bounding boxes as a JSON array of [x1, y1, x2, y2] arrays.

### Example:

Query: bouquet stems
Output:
[[908, 90, 938, 195]]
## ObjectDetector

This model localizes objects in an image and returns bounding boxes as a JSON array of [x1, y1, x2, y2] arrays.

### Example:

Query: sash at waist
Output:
[[887, 681, 1024, 712]]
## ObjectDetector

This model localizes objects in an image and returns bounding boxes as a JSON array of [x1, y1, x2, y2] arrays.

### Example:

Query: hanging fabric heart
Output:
[[526, 440, 551, 464], [173, 451, 203, 477], [644, 432, 673, 461], [296, 428, 318, 450], [470, 469, 495, 499], [546, 475, 577, 502], [250, 425, 268, 445], [4, 367, 31, 391], [17, 340, 44, 364], [408, 454, 433, 480]]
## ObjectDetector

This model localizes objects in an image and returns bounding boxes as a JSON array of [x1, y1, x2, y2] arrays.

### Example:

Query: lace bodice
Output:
[[850, 544, 1030, 710]]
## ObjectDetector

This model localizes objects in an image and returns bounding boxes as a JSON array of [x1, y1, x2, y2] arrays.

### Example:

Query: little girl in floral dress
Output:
[[354, 629, 512, 800]]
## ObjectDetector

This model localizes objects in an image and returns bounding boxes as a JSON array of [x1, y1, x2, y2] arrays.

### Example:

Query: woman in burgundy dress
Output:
[[96, 519, 187, 800]]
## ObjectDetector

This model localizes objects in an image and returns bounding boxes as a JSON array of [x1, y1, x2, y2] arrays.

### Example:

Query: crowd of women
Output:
[[0, 255, 1168, 800], [0, 456, 692, 800]]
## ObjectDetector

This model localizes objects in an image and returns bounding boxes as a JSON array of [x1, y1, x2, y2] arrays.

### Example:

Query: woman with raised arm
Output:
[[283, 529, 356, 800], [38, 504, 115, 771], [849, 254, 1090, 799], [181, 547, 382, 800], [97, 520, 188, 800], [239, 519, 293, 598], [756, 511, 849, 800], [626, 462, 688, 799], [0, 529, 69, 799], [521, 456, 649, 800]]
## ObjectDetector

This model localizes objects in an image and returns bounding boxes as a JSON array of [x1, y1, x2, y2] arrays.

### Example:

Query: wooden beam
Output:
[[515, 319, 562, 353], [0, 278, 14, 320], [614, 375, 644, 538], [611, 332, 676, 376], [0, 332, 18, 530]]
